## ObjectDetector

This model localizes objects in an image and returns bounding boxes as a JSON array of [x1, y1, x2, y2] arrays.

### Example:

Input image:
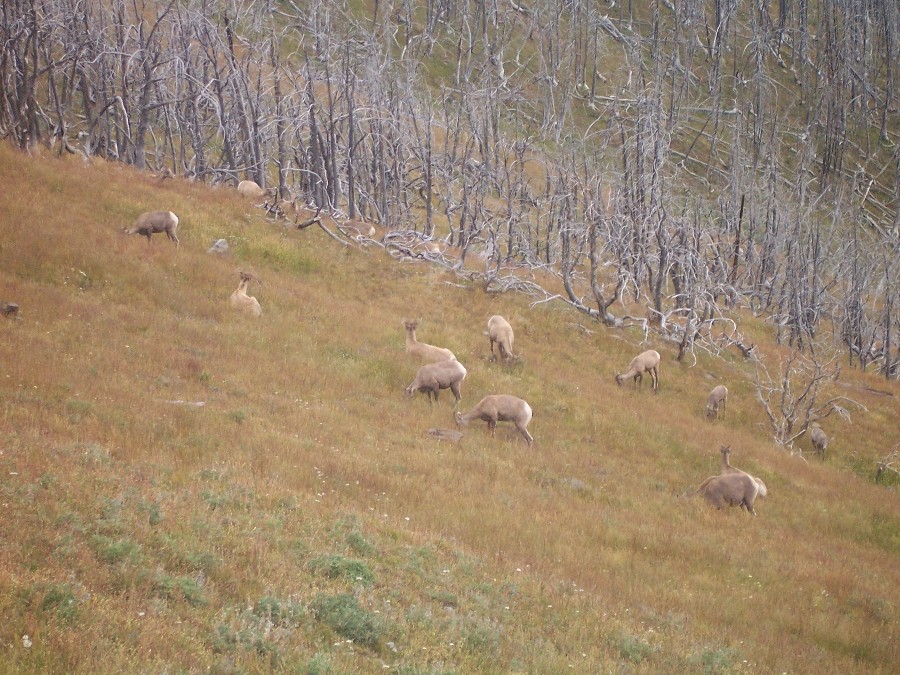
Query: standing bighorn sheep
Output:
[[404, 320, 456, 363], [719, 446, 767, 497], [487, 315, 515, 363], [229, 271, 261, 317], [454, 395, 534, 445], [698, 473, 762, 515], [697, 446, 767, 515], [706, 385, 728, 420], [615, 349, 661, 392], [123, 211, 180, 248], [405, 359, 467, 405], [809, 423, 828, 459]]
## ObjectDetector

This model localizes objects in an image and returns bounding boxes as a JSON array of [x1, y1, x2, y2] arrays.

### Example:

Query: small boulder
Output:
[[207, 239, 229, 255]]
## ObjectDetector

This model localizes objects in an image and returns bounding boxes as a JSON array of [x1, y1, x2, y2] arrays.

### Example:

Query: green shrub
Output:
[[346, 531, 375, 556], [253, 596, 303, 625], [310, 593, 381, 648], [618, 633, 653, 663], [154, 573, 205, 606], [91, 535, 141, 565], [40, 584, 79, 622], [308, 554, 375, 586], [699, 647, 736, 673], [302, 652, 333, 675]]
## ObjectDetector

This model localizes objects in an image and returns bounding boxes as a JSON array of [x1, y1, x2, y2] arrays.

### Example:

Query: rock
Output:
[[562, 477, 589, 492], [426, 428, 464, 443], [207, 239, 229, 255]]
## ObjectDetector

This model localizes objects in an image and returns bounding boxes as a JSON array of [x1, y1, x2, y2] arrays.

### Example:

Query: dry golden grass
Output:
[[0, 143, 897, 673]]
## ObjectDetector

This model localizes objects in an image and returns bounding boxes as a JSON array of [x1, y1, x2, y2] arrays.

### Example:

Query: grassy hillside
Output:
[[0, 143, 897, 673]]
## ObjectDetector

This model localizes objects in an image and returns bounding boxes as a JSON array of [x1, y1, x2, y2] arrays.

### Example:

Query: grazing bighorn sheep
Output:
[[237, 180, 270, 200], [454, 395, 534, 446], [124, 211, 180, 248], [719, 446, 767, 497], [404, 320, 456, 363], [405, 359, 467, 405], [706, 385, 728, 420], [810, 423, 828, 459], [229, 271, 261, 317], [615, 349, 660, 392], [487, 315, 515, 363], [698, 472, 761, 515]]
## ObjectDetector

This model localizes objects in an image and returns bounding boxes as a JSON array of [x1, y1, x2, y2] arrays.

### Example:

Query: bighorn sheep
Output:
[[404, 320, 456, 363], [237, 180, 270, 200], [124, 211, 179, 248], [719, 446, 767, 497], [405, 359, 467, 405], [698, 472, 761, 515], [615, 349, 660, 392], [810, 423, 828, 459], [454, 395, 534, 445], [706, 385, 728, 420], [229, 271, 261, 317], [487, 315, 515, 363]]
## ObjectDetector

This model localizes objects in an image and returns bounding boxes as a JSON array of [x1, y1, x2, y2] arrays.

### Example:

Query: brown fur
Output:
[[615, 349, 661, 392], [706, 385, 728, 420], [487, 315, 515, 363], [405, 359, 467, 405], [455, 394, 534, 445], [810, 423, 828, 459], [404, 320, 456, 363], [124, 211, 179, 247], [719, 446, 767, 497], [229, 271, 261, 317], [699, 472, 761, 515]]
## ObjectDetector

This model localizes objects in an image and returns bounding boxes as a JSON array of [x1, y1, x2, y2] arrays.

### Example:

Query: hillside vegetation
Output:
[[3, 0, 899, 379], [1, 143, 898, 672]]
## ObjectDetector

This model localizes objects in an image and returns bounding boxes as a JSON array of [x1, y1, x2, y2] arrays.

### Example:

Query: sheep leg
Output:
[[518, 425, 534, 446], [720, 398, 725, 419], [450, 382, 462, 406], [635, 373, 642, 389], [650, 366, 659, 392], [488, 419, 496, 437]]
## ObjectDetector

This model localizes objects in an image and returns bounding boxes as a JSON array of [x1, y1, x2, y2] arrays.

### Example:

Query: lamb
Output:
[[698, 472, 761, 515], [404, 320, 456, 363], [229, 271, 261, 317], [123, 211, 180, 248], [706, 385, 728, 420], [454, 395, 534, 446], [614, 349, 661, 392], [810, 423, 828, 459], [487, 315, 515, 363], [405, 359, 467, 405], [719, 445, 768, 497]]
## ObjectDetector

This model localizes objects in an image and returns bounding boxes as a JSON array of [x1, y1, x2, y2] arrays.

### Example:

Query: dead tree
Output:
[[753, 347, 866, 450]]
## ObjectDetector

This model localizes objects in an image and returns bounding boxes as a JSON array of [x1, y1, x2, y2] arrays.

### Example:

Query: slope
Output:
[[0, 144, 897, 673]]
